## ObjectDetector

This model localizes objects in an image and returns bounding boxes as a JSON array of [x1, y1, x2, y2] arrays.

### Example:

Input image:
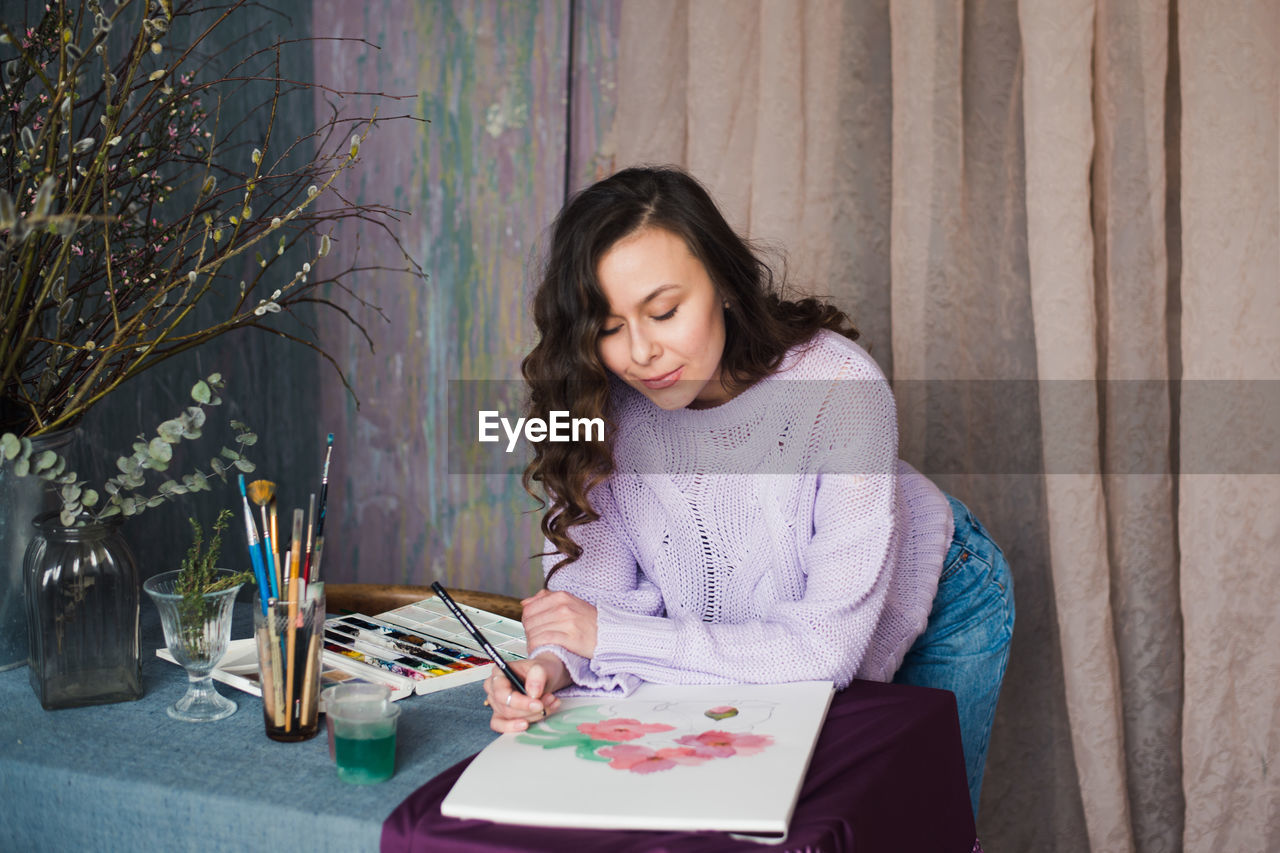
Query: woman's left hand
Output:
[[521, 589, 599, 658]]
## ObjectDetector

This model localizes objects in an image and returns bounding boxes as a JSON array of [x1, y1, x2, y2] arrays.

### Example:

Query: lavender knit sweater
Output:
[[535, 330, 954, 695]]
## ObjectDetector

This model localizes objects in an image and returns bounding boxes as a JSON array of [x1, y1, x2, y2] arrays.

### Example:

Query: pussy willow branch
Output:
[[1, 0, 426, 435]]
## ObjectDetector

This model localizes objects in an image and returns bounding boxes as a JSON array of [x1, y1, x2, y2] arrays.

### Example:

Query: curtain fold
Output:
[[1177, 0, 1280, 848], [603, 0, 1278, 848]]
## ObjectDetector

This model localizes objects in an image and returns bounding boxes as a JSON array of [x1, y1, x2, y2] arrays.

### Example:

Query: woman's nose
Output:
[[630, 328, 659, 365]]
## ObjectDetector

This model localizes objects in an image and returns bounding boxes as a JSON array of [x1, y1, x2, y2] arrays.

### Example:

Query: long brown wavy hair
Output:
[[522, 166, 858, 580]]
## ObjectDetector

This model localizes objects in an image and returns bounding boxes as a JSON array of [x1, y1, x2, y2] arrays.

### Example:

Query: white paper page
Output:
[[442, 680, 834, 835]]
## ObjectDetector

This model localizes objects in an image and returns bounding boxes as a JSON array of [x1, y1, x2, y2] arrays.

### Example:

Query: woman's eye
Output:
[[599, 324, 622, 337], [653, 307, 677, 322]]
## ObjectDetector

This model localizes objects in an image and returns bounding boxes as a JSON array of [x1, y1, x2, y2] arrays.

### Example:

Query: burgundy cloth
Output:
[[383, 680, 976, 852]]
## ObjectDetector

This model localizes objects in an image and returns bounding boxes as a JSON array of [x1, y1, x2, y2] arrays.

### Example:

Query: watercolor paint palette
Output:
[[378, 596, 529, 663], [156, 638, 416, 703], [323, 610, 503, 696], [155, 595, 527, 701]]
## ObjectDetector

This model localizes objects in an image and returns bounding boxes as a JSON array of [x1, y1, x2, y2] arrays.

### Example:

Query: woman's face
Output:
[[595, 226, 731, 410]]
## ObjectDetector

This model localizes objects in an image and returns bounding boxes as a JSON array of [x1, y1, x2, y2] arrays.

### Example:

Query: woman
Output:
[[483, 166, 1014, 815]]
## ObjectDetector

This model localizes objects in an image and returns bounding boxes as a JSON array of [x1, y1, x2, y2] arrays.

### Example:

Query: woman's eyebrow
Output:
[[605, 283, 682, 318], [637, 282, 681, 306]]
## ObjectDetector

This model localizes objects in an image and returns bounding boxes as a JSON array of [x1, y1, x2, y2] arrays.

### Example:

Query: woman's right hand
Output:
[[483, 653, 570, 734]]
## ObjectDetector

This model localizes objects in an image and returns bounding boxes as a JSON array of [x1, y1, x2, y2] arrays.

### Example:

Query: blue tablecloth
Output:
[[0, 591, 499, 852]]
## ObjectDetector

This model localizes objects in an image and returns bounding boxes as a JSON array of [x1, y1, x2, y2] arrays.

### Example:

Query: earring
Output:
[[723, 300, 730, 309]]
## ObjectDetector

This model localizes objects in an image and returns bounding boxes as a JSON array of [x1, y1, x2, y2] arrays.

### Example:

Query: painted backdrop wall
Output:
[[309, 0, 614, 595]]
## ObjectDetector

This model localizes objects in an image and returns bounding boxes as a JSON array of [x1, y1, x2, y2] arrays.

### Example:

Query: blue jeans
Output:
[[892, 495, 1014, 818]]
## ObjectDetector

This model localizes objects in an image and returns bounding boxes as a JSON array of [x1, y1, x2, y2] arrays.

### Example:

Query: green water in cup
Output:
[[329, 696, 400, 784], [335, 729, 397, 784]]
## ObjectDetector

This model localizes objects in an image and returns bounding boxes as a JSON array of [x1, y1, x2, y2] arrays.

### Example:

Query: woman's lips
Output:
[[639, 366, 683, 390]]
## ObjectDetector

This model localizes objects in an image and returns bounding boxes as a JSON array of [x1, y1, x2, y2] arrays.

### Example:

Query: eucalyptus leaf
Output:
[[104, 481, 119, 495], [98, 505, 121, 519], [148, 437, 173, 463], [121, 499, 137, 516], [146, 496, 164, 508], [62, 484, 82, 503], [191, 380, 211, 404], [237, 433, 258, 446], [210, 458, 225, 476], [82, 489, 99, 507], [219, 447, 239, 460], [158, 479, 179, 494], [18, 437, 32, 460], [232, 459, 255, 473], [49, 457, 66, 478], [0, 433, 18, 460], [208, 372, 222, 385], [33, 450, 57, 472], [60, 508, 78, 527], [116, 455, 135, 474], [186, 407, 207, 428], [192, 472, 208, 491], [13, 458, 29, 477], [157, 419, 184, 442]]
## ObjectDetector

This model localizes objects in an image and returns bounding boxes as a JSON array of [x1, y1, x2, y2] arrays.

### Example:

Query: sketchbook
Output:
[[155, 594, 529, 701], [441, 680, 835, 837]]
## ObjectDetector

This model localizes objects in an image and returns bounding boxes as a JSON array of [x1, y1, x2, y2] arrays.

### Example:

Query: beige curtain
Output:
[[608, 0, 1280, 849]]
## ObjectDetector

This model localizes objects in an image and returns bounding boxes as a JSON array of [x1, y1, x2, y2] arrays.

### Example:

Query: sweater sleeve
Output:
[[589, 368, 901, 690], [529, 482, 666, 696]]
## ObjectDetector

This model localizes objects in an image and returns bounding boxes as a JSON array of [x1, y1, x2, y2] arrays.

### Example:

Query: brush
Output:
[[247, 479, 279, 599], [284, 507, 305, 731], [308, 536, 326, 584], [306, 433, 334, 583], [268, 496, 280, 596], [289, 508, 304, 599], [298, 583, 324, 729], [237, 475, 270, 616], [302, 492, 316, 585]]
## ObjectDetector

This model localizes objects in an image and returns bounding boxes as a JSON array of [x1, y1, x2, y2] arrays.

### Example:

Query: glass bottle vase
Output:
[[25, 511, 142, 709], [0, 428, 75, 671]]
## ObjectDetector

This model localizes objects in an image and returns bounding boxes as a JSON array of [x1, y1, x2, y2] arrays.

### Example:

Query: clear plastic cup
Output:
[[322, 682, 391, 760], [328, 690, 401, 784]]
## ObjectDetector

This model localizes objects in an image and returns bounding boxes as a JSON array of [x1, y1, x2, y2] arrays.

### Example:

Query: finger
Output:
[[520, 588, 551, 606], [523, 662, 549, 701]]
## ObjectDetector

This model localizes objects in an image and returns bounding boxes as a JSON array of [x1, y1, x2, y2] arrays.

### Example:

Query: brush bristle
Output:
[[247, 479, 276, 504]]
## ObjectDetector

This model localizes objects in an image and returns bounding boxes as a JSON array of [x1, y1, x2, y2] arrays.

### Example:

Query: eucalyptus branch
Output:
[[0, 371, 257, 526]]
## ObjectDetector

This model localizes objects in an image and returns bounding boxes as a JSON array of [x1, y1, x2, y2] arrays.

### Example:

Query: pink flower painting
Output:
[[704, 705, 739, 721], [598, 744, 710, 774], [577, 718, 675, 742], [676, 729, 775, 758]]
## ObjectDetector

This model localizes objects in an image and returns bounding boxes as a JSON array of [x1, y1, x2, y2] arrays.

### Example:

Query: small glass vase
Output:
[[143, 569, 244, 722], [25, 511, 142, 709]]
